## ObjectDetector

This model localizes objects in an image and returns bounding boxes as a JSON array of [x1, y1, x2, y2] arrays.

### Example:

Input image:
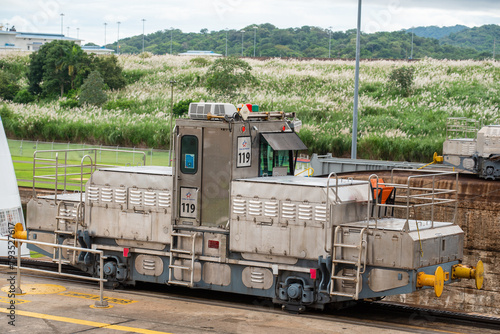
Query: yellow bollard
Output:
[[416, 266, 444, 297], [452, 260, 484, 290], [13, 222, 27, 248]]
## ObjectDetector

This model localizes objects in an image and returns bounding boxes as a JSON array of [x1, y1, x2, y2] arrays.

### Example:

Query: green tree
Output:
[[93, 55, 126, 90], [79, 70, 107, 106], [388, 66, 415, 96], [0, 71, 20, 100], [205, 57, 257, 98], [28, 40, 91, 97]]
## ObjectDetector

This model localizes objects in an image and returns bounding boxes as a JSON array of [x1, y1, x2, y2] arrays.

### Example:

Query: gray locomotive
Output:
[[26, 103, 482, 312], [442, 117, 500, 180]]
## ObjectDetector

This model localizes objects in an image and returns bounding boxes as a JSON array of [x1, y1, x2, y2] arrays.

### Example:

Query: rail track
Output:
[[1, 258, 498, 333]]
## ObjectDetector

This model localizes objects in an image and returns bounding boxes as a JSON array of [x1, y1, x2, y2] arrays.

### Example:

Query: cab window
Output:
[[259, 137, 293, 176], [180, 135, 198, 174]]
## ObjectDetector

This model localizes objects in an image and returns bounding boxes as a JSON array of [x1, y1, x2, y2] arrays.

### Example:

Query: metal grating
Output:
[[158, 191, 171, 208], [87, 186, 99, 202], [298, 204, 313, 220], [232, 198, 246, 215], [281, 202, 296, 220], [250, 270, 265, 284], [143, 259, 155, 270], [264, 201, 278, 217], [248, 200, 262, 216], [129, 189, 142, 206], [101, 187, 113, 203], [315, 205, 327, 222], [144, 191, 156, 207], [114, 188, 127, 204]]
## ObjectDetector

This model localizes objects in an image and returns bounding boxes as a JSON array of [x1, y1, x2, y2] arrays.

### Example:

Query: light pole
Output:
[[170, 27, 173, 54], [351, 0, 362, 159], [67, 26, 69, 37], [169, 80, 176, 167], [60, 13, 64, 36], [77, 27, 79, 39], [142, 19, 146, 53], [241, 30, 245, 57], [253, 26, 257, 57], [225, 28, 228, 56], [328, 26, 332, 58], [104, 23, 107, 46], [117, 21, 121, 55], [410, 26, 414, 59]]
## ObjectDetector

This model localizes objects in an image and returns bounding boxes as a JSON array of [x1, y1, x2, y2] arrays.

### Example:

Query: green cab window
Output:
[[259, 136, 292, 176], [180, 135, 198, 174]]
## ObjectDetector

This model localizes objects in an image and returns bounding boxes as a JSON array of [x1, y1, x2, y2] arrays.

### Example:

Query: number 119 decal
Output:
[[237, 137, 251, 167], [180, 187, 198, 218]]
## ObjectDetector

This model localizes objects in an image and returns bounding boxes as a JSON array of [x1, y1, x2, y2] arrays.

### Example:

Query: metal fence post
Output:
[[94, 254, 109, 308], [15, 243, 23, 294]]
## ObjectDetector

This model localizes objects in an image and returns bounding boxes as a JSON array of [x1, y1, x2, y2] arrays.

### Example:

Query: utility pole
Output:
[[328, 26, 332, 58], [169, 80, 176, 167], [104, 23, 107, 46], [170, 27, 173, 54], [77, 27, 79, 39], [142, 19, 146, 53], [225, 28, 228, 56], [410, 26, 414, 59], [351, 0, 362, 159], [241, 30, 245, 57], [253, 26, 257, 57], [60, 13, 64, 36], [494, 37, 496, 60], [117, 21, 121, 55]]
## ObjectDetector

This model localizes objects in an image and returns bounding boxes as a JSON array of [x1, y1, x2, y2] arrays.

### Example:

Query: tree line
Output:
[[109, 23, 498, 60]]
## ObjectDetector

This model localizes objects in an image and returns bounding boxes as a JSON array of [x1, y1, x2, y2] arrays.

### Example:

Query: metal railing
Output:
[[32, 148, 146, 201], [445, 117, 478, 139], [367, 169, 458, 231], [0, 237, 109, 308]]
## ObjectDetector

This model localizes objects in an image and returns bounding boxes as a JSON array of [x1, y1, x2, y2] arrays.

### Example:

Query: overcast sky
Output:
[[2, 0, 499, 45]]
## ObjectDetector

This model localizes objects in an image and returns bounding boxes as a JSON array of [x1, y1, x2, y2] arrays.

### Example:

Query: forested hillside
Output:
[[106, 23, 498, 60], [407, 25, 469, 40]]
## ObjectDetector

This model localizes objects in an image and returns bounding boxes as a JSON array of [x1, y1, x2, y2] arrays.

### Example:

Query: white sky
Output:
[[2, 0, 499, 45]]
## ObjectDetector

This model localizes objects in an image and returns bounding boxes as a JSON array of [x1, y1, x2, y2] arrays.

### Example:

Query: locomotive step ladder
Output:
[[168, 230, 200, 287], [53, 201, 83, 265], [329, 226, 367, 299]]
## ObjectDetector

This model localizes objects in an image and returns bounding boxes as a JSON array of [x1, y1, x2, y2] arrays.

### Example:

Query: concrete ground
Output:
[[0, 267, 418, 334]]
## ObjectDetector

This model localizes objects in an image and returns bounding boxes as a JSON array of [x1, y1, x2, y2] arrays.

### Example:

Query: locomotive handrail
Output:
[[326, 172, 339, 254], [0, 237, 109, 308], [32, 148, 147, 200]]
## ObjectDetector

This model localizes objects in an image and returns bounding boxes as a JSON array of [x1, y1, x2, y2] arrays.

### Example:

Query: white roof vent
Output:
[[188, 103, 237, 120]]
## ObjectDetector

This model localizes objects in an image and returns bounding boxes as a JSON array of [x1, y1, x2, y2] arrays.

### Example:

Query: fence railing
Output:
[[0, 237, 109, 308]]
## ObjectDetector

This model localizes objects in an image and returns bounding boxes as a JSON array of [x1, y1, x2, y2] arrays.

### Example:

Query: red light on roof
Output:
[[282, 125, 286, 132], [241, 126, 246, 132]]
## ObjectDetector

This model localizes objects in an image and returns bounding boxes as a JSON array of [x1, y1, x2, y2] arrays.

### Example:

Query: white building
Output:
[[179, 50, 223, 56], [0, 30, 81, 52]]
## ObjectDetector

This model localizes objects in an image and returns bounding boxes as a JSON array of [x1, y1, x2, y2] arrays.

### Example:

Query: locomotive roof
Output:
[[236, 175, 366, 187], [98, 166, 173, 175]]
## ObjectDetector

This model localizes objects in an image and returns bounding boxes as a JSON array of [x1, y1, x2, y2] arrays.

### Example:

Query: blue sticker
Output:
[[185, 154, 195, 169]]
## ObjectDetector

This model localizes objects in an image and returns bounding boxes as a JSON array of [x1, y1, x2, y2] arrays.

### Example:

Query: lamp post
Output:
[[170, 27, 173, 54], [253, 26, 257, 57], [104, 23, 107, 46], [351, 0, 362, 159], [225, 28, 228, 56], [77, 27, 79, 39], [241, 30, 245, 57], [60, 13, 64, 36], [142, 19, 146, 53], [328, 26, 332, 58], [117, 21, 121, 55], [410, 26, 414, 59], [169, 80, 176, 167]]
